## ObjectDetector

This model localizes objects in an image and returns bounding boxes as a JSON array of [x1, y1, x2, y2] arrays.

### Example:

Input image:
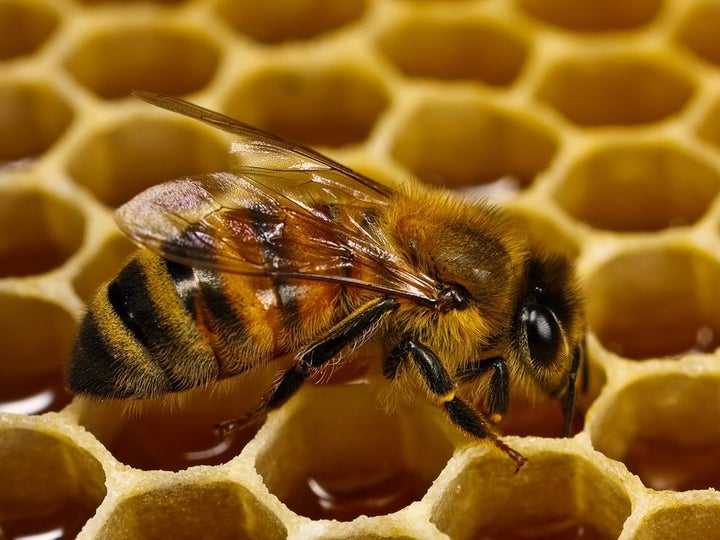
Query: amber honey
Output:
[[0, 373, 71, 415], [623, 437, 720, 492], [285, 469, 429, 521], [106, 410, 259, 471], [479, 519, 606, 540], [0, 495, 97, 540]]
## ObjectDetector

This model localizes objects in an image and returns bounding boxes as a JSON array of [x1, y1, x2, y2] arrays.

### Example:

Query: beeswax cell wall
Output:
[[1, 0, 720, 539]]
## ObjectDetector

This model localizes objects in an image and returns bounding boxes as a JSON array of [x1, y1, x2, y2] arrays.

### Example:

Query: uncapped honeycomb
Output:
[[2, 0, 720, 538]]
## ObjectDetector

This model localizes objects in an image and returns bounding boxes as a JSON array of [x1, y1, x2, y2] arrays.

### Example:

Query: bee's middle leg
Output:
[[385, 338, 526, 470], [215, 297, 399, 436]]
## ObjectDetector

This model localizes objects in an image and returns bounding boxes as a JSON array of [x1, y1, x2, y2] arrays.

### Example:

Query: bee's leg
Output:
[[580, 334, 589, 394], [215, 297, 399, 436], [389, 338, 526, 471], [455, 357, 510, 420], [560, 343, 583, 437]]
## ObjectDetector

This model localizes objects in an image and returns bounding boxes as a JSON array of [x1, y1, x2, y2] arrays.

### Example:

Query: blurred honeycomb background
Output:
[[2, 0, 720, 538]]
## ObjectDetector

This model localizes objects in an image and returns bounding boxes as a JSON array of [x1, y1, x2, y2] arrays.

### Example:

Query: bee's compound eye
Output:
[[522, 305, 560, 367]]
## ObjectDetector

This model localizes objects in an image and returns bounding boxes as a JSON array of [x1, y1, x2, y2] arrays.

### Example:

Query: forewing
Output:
[[132, 91, 393, 199], [122, 92, 441, 302], [117, 170, 440, 303], [117, 172, 276, 272]]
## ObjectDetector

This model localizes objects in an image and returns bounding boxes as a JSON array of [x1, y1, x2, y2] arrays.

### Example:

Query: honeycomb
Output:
[[2, 0, 720, 538]]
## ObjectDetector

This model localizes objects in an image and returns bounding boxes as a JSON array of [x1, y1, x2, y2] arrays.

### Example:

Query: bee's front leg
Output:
[[456, 357, 510, 421], [215, 296, 399, 436], [560, 343, 584, 437], [386, 338, 526, 471]]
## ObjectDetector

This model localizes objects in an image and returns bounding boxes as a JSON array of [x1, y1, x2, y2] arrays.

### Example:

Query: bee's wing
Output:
[[132, 91, 394, 200], [122, 92, 440, 303], [117, 168, 440, 304]]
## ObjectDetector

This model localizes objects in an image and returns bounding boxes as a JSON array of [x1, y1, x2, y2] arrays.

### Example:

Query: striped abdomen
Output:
[[68, 249, 344, 399]]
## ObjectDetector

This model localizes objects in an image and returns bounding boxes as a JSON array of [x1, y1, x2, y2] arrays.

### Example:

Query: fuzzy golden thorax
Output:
[[378, 185, 583, 404]]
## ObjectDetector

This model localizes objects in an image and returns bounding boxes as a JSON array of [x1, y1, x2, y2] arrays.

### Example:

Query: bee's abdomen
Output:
[[191, 268, 280, 376], [163, 257, 197, 317], [68, 246, 343, 399], [106, 262, 162, 354], [68, 252, 221, 399]]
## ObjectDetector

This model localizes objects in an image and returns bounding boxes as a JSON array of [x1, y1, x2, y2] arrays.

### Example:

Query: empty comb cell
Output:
[[0, 0, 719, 538], [0, 420, 106, 539], [0, 294, 75, 415], [63, 23, 221, 100], [592, 371, 720, 491], [0, 81, 74, 164]]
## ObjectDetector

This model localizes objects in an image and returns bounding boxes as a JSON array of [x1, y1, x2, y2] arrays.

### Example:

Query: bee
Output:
[[67, 92, 585, 470]]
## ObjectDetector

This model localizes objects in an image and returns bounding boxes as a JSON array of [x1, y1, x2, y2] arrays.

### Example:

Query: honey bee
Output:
[[67, 92, 585, 470]]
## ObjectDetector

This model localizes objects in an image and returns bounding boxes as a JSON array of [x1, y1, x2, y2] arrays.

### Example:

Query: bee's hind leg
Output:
[[386, 338, 526, 471], [215, 297, 399, 437]]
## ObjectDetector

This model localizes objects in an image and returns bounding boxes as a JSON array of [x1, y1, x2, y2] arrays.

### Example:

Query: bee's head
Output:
[[513, 253, 585, 433]]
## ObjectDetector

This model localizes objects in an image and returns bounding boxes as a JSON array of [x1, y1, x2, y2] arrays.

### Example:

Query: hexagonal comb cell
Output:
[[0, 427, 106, 538], [0, 0, 58, 60], [226, 65, 389, 147], [496, 393, 586, 440], [634, 502, 720, 539], [695, 98, 720, 151], [98, 481, 286, 540], [0, 294, 75, 414], [0, 82, 74, 163], [585, 246, 720, 359], [536, 55, 694, 126], [104, 413, 258, 473], [215, 0, 366, 43], [76, 369, 279, 472], [391, 100, 557, 188], [0, 189, 83, 277], [512, 207, 581, 258], [63, 25, 220, 99], [255, 384, 454, 521], [555, 141, 720, 231], [377, 17, 528, 85], [675, 2, 720, 67], [431, 447, 632, 539], [66, 114, 229, 207], [592, 373, 720, 491], [516, 0, 661, 32], [72, 233, 136, 303]]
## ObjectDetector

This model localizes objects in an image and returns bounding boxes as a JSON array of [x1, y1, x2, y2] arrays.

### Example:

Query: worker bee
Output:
[[67, 92, 585, 470]]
